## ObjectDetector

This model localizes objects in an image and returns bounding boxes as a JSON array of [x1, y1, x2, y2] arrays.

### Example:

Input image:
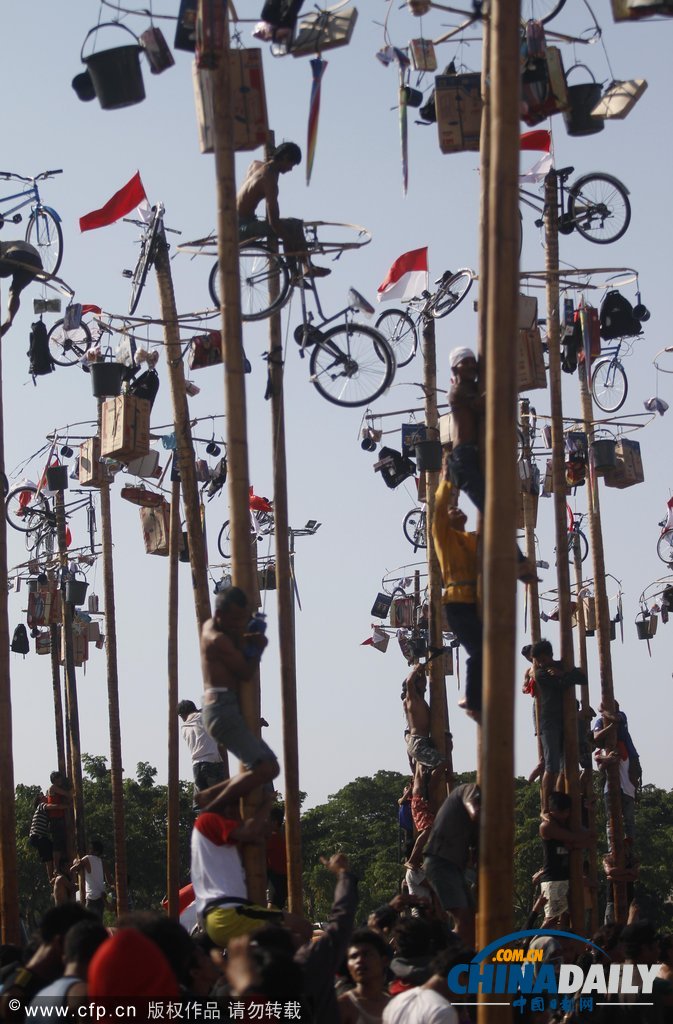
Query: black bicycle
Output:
[[520, 166, 631, 247], [122, 203, 181, 315]]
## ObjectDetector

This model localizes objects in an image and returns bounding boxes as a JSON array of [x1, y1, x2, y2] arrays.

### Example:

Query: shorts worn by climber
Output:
[[236, 141, 330, 278], [446, 346, 539, 584], [0, 240, 43, 337], [199, 586, 279, 811]]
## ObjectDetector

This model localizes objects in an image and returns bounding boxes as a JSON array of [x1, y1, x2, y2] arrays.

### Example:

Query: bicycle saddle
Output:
[[434, 270, 454, 285], [555, 166, 574, 180]]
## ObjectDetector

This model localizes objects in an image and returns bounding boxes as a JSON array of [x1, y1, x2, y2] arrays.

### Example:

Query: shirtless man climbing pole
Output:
[[402, 665, 445, 773], [236, 141, 330, 277], [197, 586, 279, 812]]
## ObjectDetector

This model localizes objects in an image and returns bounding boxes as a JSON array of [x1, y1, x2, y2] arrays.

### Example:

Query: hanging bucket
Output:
[[563, 65, 604, 137], [635, 617, 650, 640], [46, 465, 69, 492], [591, 438, 617, 475], [608, 619, 617, 641], [72, 70, 96, 102], [90, 360, 125, 398], [65, 577, 89, 606], [81, 23, 145, 111], [415, 439, 442, 473]]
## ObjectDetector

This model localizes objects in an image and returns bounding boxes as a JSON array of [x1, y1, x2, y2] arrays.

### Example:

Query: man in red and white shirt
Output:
[[191, 803, 311, 949]]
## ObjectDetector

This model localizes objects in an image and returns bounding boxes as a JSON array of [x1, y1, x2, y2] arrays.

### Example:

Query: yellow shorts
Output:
[[204, 904, 283, 947]]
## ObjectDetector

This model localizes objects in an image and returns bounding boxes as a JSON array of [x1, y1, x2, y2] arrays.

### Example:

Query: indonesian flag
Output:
[[520, 130, 553, 183], [377, 247, 428, 303], [79, 172, 151, 232]]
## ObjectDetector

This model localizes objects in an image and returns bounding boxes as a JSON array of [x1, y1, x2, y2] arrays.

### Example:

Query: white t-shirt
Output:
[[181, 711, 222, 764], [84, 854, 106, 900], [190, 812, 247, 916], [382, 988, 459, 1024]]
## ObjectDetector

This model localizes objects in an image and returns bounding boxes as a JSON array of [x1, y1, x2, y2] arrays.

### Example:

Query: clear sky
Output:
[[3, 1, 672, 811]]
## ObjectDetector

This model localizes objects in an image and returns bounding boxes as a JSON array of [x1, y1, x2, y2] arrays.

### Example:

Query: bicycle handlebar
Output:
[[0, 170, 62, 182]]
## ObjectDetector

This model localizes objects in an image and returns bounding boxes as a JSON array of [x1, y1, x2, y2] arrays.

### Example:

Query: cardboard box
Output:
[[518, 326, 547, 392], [193, 49, 268, 154], [591, 79, 647, 119], [79, 437, 112, 488], [517, 490, 539, 530], [101, 395, 151, 464], [140, 502, 170, 556], [604, 439, 644, 488], [291, 7, 358, 56], [612, 0, 673, 19], [435, 72, 482, 154]]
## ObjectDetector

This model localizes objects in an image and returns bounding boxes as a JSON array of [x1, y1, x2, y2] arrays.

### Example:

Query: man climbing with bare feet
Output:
[[197, 586, 279, 812], [237, 141, 331, 278]]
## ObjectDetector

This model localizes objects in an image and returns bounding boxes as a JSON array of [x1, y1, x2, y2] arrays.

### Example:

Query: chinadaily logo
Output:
[[446, 930, 660, 1015]]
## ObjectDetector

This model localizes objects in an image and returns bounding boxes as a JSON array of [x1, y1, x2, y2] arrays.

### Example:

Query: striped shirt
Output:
[[30, 803, 51, 839]]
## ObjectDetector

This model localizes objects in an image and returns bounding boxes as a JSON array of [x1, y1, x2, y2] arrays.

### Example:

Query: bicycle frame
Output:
[[0, 176, 61, 227], [519, 172, 569, 221], [295, 276, 367, 349]]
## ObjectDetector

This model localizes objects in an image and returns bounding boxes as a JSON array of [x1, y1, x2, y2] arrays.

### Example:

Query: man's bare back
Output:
[[237, 160, 279, 224], [403, 667, 431, 735], [200, 616, 259, 696]]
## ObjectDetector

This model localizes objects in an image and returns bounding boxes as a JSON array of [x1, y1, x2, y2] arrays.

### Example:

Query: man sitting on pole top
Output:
[[445, 345, 538, 584], [197, 586, 279, 813], [0, 239, 43, 336], [237, 141, 331, 278]]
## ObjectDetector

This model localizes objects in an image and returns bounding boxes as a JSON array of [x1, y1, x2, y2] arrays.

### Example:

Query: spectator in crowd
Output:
[[27, 920, 107, 1020], [337, 929, 391, 1023], [383, 942, 466, 1023]]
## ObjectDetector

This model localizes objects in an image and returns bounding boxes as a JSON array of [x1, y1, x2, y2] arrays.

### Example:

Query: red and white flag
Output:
[[377, 247, 428, 303], [79, 171, 151, 232], [520, 130, 553, 183]]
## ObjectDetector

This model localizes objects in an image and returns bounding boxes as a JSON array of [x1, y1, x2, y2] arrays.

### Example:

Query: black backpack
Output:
[[599, 290, 643, 341], [28, 319, 55, 382], [128, 368, 160, 409], [11, 623, 29, 656]]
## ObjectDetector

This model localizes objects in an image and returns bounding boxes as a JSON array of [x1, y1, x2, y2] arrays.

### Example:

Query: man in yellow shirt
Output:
[[432, 476, 482, 721]]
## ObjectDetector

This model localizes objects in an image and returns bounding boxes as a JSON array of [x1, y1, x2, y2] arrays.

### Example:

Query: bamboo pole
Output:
[[520, 401, 544, 781], [167, 474, 181, 920], [572, 550, 599, 934], [97, 399, 128, 915], [543, 171, 583, 931], [55, 491, 86, 867], [153, 235, 212, 631], [477, 0, 520, 989], [211, 9, 266, 903], [50, 620, 67, 779], [422, 318, 452, 797], [0, 289, 19, 943], [577, 358, 626, 922]]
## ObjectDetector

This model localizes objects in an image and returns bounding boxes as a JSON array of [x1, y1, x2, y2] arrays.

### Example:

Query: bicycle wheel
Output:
[[210, 247, 292, 321], [568, 528, 589, 564], [591, 358, 628, 413], [657, 531, 673, 564], [6, 484, 49, 534], [129, 216, 161, 315], [375, 309, 418, 368], [217, 519, 257, 561], [403, 508, 427, 550], [309, 323, 395, 408], [47, 318, 93, 367], [25, 208, 63, 276], [430, 270, 474, 319], [521, 0, 566, 22], [568, 173, 631, 245]]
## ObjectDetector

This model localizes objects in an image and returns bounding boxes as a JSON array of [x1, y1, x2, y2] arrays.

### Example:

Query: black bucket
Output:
[[81, 23, 145, 111], [72, 70, 96, 102], [591, 438, 617, 475], [90, 361, 125, 398], [66, 578, 89, 606], [563, 65, 604, 137], [415, 439, 442, 473], [46, 465, 69, 492]]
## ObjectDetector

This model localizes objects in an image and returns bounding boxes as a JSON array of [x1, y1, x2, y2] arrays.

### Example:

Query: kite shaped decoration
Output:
[[306, 56, 327, 185]]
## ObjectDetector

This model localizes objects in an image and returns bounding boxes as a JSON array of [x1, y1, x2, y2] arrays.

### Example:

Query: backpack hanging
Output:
[[128, 368, 160, 409], [599, 290, 643, 340], [11, 623, 30, 656], [27, 320, 55, 382]]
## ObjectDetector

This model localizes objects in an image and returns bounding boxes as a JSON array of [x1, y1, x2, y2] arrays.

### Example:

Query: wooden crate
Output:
[[193, 48, 268, 154], [435, 73, 482, 154], [101, 395, 150, 464], [79, 437, 112, 488], [518, 326, 547, 392]]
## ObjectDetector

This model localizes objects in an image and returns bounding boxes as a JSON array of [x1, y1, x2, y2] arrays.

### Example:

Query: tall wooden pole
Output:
[[55, 492, 86, 864], [97, 399, 128, 914], [153, 235, 212, 631], [50, 620, 67, 779], [0, 294, 20, 943], [422, 318, 452, 796], [577, 357, 626, 921], [478, 2, 520, 996], [211, 7, 266, 903], [520, 400, 544, 777], [543, 172, 583, 931], [167, 474, 181, 920]]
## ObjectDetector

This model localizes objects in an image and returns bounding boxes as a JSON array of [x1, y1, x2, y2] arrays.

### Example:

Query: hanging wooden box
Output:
[[435, 72, 482, 154], [79, 437, 112, 488], [591, 79, 647, 119], [193, 48, 268, 154], [60, 630, 89, 668], [518, 326, 547, 392], [291, 7, 358, 57], [612, 0, 673, 19], [390, 596, 415, 629], [101, 395, 151, 464], [603, 439, 644, 489], [517, 491, 539, 530], [140, 502, 171, 556], [573, 595, 596, 633]]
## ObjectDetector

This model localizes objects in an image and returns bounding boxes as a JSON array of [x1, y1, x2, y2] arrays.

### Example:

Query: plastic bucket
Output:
[[81, 23, 145, 111], [90, 361, 124, 398], [563, 65, 604, 137], [415, 439, 442, 473], [591, 438, 617, 475], [66, 578, 89, 606], [46, 465, 69, 492], [72, 70, 96, 102], [635, 618, 650, 640]]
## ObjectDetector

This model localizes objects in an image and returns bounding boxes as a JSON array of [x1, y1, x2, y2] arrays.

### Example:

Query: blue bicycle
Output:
[[0, 169, 64, 275]]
